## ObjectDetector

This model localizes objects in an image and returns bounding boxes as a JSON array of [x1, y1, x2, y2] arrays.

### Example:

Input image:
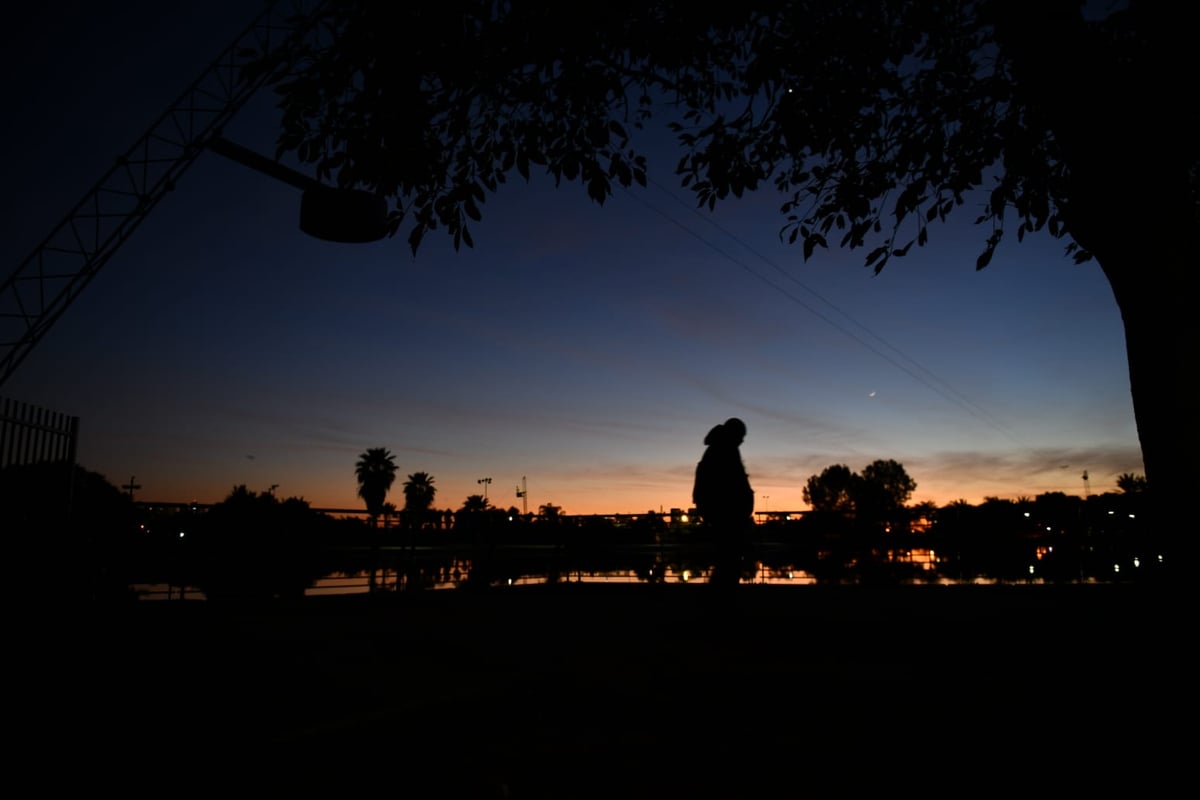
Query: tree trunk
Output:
[[996, 0, 1196, 572], [1093, 245, 1197, 568], [368, 515, 379, 593], [1065, 120, 1196, 573]]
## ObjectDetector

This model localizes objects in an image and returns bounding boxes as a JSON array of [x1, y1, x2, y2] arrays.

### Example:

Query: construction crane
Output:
[[0, 0, 382, 390]]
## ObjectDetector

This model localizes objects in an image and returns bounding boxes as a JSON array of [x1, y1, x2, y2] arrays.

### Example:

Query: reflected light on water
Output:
[[886, 548, 938, 571], [129, 539, 1153, 600], [133, 583, 208, 601], [751, 569, 817, 586], [132, 562, 821, 599]]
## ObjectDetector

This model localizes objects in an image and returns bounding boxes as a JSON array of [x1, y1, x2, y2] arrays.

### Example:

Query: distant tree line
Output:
[[0, 450, 1166, 602]]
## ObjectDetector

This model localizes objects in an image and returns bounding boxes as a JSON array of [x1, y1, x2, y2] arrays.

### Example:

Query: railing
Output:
[[0, 396, 79, 515], [0, 396, 78, 469]]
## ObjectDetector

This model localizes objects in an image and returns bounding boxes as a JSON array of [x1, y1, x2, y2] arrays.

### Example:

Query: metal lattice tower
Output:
[[0, 1, 326, 389]]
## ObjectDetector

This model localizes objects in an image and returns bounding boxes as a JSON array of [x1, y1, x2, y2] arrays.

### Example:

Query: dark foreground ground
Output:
[[18, 581, 1192, 797]]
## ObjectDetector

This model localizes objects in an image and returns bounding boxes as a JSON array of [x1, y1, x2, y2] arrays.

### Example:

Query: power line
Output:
[[647, 179, 1004, 422], [622, 178, 1034, 449]]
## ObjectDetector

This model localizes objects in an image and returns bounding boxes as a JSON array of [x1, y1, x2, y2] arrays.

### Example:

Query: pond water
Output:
[[131, 546, 1072, 601]]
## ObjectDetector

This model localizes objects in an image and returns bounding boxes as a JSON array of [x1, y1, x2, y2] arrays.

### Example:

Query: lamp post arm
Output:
[[207, 136, 321, 192]]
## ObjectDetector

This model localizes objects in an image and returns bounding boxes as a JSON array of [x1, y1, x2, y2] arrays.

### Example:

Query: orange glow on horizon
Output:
[[134, 474, 1095, 517]]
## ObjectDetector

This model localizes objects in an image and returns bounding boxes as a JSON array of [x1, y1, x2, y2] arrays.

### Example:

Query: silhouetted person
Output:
[[692, 418, 754, 588]]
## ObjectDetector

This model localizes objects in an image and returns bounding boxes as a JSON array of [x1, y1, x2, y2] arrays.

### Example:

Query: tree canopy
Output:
[[859, 458, 917, 511], [249, 1, 1193, 263], [459, 494, 492, 513], [802, 464, 857, 513], [1116, 472, 1148, 494], [250, 1, 1197, 555], [402, 471, 437, 511], [803, 459, 916, 520], [354, 447, 398, 523]]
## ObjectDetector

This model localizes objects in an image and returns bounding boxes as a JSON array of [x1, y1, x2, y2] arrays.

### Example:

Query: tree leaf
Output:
[[464, 197, 481, 221], [864, 246, 888, 267]]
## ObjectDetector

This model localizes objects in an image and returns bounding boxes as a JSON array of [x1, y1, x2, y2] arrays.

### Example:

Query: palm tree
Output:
[[402, 471, 437, 529], [356, 447, 397, 594], [1116, 473, 1148, 494], [354, 447, 398, 528], [460, 494, 490, 513]]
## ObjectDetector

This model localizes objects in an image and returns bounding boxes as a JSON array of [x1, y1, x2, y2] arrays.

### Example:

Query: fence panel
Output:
[[1, 396, 79, 469], [1, 396, 80, 519]]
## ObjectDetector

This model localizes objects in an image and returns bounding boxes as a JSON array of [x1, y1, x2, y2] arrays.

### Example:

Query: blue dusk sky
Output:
[[1, 1, 1143, 515]]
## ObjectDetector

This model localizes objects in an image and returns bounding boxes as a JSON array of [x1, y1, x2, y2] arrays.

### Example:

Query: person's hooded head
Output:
[[704, 424, 724, 446], [704, 418, 746, 447]]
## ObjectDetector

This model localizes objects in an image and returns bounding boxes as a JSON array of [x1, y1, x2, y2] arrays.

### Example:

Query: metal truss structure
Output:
[[0, 0, 324, 389]]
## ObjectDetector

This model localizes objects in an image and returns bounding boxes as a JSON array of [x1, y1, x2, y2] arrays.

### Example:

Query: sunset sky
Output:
[[1, 1, 1143, 516]]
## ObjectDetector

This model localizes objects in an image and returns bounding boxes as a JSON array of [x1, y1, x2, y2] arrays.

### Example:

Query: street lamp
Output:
[[207, 135, 389, 243], [477, 477, 492, 502]]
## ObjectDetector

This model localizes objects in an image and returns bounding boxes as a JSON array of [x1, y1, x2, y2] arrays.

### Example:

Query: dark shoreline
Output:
[[29, 581, 1188, 796]]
